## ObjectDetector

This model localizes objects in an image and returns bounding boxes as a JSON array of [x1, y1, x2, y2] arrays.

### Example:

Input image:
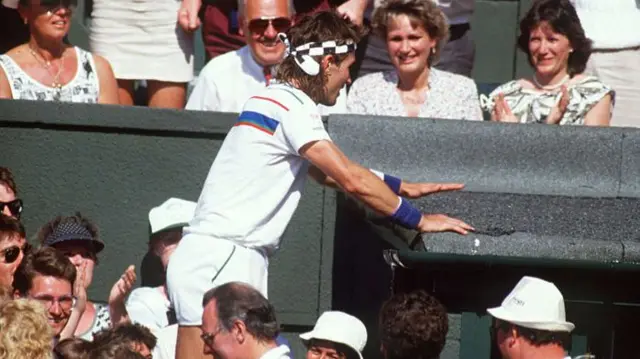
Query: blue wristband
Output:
[[384, 174, 402, 195], [390, 198, 422, 229]]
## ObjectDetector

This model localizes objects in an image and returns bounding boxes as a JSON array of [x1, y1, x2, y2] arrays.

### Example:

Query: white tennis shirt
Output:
[[185, 83, 331, 252]]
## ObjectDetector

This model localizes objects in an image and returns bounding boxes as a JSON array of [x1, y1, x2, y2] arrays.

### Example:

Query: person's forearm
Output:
[[109, 303, 130, 327], [341, 163, 401, 216], [59, 308, 84, 339]]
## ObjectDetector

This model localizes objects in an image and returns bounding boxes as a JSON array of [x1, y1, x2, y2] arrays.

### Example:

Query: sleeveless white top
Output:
[[0, 46, 100, 103]]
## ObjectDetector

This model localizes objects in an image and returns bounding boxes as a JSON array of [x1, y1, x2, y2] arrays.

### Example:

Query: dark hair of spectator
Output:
[[91, 341, 146, 359], [93, 323, 157, 352], [202, 282, 279, 343], [379, 290, 448, 359], [0, 167, 18, 195], [275, 10, 365, 104], [37, 212, 102, 261], [148, 228, 182, 253], [372, 0, 449, 66], [54, 338, 92, 359], [517, 0, 591, 76], [0, 214, 26, 242], [306, 339, 355, 359], [493, 319, 570, 348], [13, 247, 76, 295]]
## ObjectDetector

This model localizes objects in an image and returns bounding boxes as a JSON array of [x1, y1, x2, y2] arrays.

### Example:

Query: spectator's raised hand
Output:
[[178, 0, 202, 32], [336, 0, 368, 27], [108, 265, 136, 325], [417, 214, 474, 235], [491, 93, 519, 123], [60, 262, 87, 340], [545, 85, 570, 125], [399, 182, 465, 199]]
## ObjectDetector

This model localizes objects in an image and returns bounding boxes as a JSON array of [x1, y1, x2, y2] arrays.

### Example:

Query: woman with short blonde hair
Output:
[[347, 0, 482, 120], [0, 299, 53, 359]]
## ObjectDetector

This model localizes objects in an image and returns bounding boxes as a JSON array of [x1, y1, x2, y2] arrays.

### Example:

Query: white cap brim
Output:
[[487, 306, 575, 332]]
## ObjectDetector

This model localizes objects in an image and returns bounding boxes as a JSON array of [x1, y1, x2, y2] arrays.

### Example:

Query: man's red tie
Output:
[[263, 66, 272, 86]]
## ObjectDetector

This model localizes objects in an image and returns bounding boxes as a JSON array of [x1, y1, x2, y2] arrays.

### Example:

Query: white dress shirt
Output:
[[186, 46, 346, 115]]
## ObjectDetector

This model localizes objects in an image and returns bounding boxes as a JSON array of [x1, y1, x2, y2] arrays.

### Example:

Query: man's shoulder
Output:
[[199, 47, 248, 79]]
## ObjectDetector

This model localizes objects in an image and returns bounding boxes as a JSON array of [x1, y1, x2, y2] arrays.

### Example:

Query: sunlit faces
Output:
[[242, 0, 292, 66], [321, 53, 355, 106], [385, 14, 436, 75], [0, 235, 27, 289], [25, 274, 74, 337], [306, 340, 347, 359], [528, 22, 572, 80], [20, 1, 75, 39]]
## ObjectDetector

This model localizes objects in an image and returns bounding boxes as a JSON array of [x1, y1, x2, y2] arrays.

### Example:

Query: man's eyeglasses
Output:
[[248, 17, 292, 35], [1, 242, 31, 264], [31, 294, 76, 312], [200, 327, 223, 348], [0, 199, 22, 219]]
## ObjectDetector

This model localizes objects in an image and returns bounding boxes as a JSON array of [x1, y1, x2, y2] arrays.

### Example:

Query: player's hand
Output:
[[417, 214, 474, 235], [399, 182, 464, 199], [178, 0, 202, 32]]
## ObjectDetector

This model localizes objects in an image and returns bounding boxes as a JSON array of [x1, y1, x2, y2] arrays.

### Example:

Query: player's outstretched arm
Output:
[[301, 140, 474, 234]]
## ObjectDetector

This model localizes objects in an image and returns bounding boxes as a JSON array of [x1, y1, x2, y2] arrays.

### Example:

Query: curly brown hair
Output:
[[379, 290, 448, 359], [372, 0, 449, 67], [517, 0, 592, 76], [0, 167, 17, 195], [13, 246, 76, 296], [274, 10, 365, 104], [54, 338, 92, 359]]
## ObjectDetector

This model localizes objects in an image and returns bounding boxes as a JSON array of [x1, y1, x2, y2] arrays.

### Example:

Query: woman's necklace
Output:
[[532, 74, 569, 91], [28, 45, 67, 92]]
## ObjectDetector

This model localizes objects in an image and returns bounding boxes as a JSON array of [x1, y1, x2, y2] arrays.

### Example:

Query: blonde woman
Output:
[[0, 299, 53, 359]]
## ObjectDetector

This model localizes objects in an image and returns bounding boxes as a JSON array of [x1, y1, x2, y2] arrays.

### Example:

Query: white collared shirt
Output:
[[260, 345, 291, 359], [186, 46, 346, 115]]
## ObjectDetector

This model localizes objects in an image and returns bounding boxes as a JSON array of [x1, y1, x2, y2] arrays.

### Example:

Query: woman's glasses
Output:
[[1, 243, 31, 264], [248, 17, 292, 35], [0, 199, 23, 219]]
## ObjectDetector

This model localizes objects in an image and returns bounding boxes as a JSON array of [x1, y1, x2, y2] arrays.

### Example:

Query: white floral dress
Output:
[[347, 68, 483, 121], [480, 76, 614, 125]]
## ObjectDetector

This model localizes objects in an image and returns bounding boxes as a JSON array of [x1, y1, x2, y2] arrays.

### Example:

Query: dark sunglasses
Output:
[[37, 0, 77, 11], [2, 242, 31, 264], [248, 17, 292, 35], [0, 199, 23, 219]]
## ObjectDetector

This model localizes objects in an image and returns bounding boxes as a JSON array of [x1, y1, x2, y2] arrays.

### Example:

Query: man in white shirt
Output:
[[201, 282, 290, 359], [488, 276, 576, 359], [186, 0, 346, 114], [168, 11, 472, 359]]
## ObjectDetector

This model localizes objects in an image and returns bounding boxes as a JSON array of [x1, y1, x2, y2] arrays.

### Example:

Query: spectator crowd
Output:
[[0, 0, 631, 358]]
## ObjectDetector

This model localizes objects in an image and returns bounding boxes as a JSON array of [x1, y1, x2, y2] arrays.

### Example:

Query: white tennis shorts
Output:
[[166, 233, 269, 326]]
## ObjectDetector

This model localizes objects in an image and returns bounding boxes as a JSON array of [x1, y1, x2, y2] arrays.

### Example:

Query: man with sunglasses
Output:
[[13, 246, 77, 343], [487, 276, 575, 359], [0, 167, 23, 220], [186, 0, 346, 115], [0, 214, 28, 291]]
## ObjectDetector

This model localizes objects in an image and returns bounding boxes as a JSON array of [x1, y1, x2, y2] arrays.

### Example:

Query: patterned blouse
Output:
[[480, 76, 614, 125], [0, 46, 100, 103], [346, 68, 483, 121], [78, 302, 112, 341]]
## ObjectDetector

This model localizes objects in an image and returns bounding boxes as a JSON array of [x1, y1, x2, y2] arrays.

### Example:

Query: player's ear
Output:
[[320, 54, 336, 72]]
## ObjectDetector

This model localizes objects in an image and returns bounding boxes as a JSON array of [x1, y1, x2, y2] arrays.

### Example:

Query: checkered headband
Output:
[[278, 33, 357, 76]]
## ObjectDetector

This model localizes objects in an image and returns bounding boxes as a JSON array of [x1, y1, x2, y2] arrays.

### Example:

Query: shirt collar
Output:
[[240, 46, 279, 81], [259, 345, 290, 359]]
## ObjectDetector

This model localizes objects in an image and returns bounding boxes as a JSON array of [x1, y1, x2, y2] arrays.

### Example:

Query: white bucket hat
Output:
[[487, 276, 575, 332], [300, 311, 367, 359], [148, 198, 197, 235]]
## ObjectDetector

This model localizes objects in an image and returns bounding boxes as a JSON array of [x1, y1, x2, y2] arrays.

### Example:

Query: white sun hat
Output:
[[300, 311, 367, 359], [487, 276, 575, 332], [148, 198, 197, 235]]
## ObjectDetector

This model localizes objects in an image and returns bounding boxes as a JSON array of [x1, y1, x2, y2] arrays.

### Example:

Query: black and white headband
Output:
[[278, 33, 357, 76]]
